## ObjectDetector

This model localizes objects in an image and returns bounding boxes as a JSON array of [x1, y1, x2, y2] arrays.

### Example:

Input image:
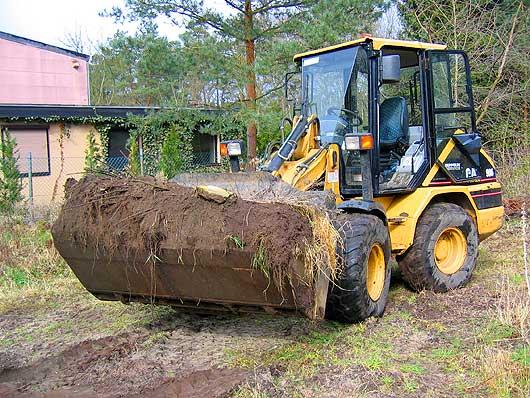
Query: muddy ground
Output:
[[0, 219, 528, 397]]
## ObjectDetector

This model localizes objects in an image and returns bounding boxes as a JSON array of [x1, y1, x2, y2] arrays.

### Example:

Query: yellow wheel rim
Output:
[[366, 244, 386, 301], [434, 227, 467, 275]]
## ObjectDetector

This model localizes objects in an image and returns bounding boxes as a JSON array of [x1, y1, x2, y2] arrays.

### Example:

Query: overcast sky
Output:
[[0, 1, 400, 56], [0, 0, 229, 55]]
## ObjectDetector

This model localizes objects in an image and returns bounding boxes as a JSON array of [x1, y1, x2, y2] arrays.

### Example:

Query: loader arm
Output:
[[265, 114, 335, 192]]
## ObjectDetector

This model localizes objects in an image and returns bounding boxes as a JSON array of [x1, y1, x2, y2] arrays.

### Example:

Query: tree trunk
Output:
[[244, 0, 258, 170]]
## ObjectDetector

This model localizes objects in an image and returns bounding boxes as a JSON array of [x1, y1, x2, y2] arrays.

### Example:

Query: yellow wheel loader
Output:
[[52, 37, 504, 323]]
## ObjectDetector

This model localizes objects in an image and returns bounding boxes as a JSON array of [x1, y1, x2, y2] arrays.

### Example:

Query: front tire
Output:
[[326, 214, 391, 323], [397, 203, 478, 292]]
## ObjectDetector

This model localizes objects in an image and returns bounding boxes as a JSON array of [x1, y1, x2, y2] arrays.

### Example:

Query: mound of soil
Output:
[[52, 175, 333, 311], [503, 195, 530, 217], [54, 175, 314, 272]]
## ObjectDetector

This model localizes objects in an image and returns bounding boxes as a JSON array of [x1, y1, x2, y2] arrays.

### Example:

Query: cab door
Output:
[[425, 50, 489, 183]]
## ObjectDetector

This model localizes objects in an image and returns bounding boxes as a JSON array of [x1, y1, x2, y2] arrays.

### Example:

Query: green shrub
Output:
[[158, 127, 184, 179], [0, 130, 22, 214], [128, 137, 142, 176]]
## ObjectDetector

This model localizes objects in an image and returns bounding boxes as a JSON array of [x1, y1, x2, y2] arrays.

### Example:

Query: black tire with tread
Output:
[[397, 202, 478, 292], [326, 213, 391, 323]]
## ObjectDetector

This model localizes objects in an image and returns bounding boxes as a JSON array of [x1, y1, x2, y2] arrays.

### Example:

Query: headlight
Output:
[[344, 135, 360, 150], [220, 140, 244, 157], [227, 142, 242, 156], [344, 134, 374, 151]]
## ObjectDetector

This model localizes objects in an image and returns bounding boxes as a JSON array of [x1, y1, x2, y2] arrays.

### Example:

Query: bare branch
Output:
[[476, 1, 522, 125], [223, 0, 245, 13]]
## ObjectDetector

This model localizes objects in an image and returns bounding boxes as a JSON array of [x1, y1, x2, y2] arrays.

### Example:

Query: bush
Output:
[[0, 130, 22, 214], [158, 128, 184, 179], [128, 138, 142, 176]]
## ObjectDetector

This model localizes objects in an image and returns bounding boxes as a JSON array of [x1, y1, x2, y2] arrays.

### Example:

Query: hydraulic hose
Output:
[[266, 115, 316, 173]]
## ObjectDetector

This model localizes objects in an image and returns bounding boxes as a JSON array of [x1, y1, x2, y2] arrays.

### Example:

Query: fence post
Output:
[[27, 152, 34, 221], [27, 152, 33, 206], [139, 135, 145, 176]]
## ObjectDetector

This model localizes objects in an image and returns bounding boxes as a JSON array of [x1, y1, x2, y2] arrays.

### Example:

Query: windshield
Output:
[[301, 46, 369, 145]]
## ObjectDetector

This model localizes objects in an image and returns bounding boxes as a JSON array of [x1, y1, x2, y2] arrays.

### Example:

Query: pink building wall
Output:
[[0, 37, 89, 105]]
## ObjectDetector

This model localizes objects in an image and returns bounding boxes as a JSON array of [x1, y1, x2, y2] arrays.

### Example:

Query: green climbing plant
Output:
[[84, 129, 103, 173], [127, 109, 243, 176], [3, 108, 243, 177]]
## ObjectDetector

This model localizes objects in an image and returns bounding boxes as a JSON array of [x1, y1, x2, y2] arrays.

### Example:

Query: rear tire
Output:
[[397, 203, 478, 292], [326, 214, 391, 323]]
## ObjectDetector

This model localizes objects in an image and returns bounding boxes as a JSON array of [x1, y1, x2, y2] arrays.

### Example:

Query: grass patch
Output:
[[430, 346, 460, 360], [400, 363, 426, 375], [512, 346, 529, 367], [403, 378, 419, 393], [0, 220, 69, 298], [479, 320, 518, 344], [227, 235, 246, 249], [251, 239, 269, 278]]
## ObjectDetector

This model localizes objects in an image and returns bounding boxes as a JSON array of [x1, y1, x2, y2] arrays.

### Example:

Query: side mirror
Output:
[[381, 55, 401, 83]]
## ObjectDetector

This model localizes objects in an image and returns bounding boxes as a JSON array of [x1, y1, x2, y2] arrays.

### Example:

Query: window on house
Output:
[[2, 126, 50, 176], [191, 134, 218, 165]]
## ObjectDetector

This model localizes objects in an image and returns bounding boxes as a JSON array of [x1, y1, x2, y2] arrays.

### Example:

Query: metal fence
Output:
[[19, 151, 223, 206]]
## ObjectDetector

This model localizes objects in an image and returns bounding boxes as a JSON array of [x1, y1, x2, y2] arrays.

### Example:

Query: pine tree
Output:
[[0, 130, 23, 214]]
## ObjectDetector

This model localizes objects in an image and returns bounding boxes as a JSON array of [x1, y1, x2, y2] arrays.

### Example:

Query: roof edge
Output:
[[0, 104, 224, 120], [0, 31, 90, 61]]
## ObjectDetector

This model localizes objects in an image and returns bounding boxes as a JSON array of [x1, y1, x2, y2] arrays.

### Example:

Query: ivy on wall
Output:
[[127, 109, 243, 176], [84, 129, 104, 173], [2, 109, 243, 177]]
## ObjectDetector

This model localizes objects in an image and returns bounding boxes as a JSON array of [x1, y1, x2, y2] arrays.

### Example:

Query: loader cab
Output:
[[296, 38, 485, 199]]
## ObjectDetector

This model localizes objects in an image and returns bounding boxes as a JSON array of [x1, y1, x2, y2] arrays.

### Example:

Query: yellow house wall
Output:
[[22, 123, 97, 205]]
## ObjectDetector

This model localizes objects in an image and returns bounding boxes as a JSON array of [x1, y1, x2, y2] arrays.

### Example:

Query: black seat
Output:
[[379, 96, 409, 175], [379, 96, 409, 149]]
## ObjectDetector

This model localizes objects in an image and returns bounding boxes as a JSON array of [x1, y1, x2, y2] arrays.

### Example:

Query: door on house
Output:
[[107, 129, 130, 171], [191, 134, 218, 166]]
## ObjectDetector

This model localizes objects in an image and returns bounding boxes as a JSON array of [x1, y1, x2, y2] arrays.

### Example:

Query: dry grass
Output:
[[0, 217, 75, 313], [294, 204, 340, 282], [480, 347, 529, 398], [495, 147, 530, 197], [477, 215, 530, 397], [0, 219, 66, 281], [495, 277, 530, 343]]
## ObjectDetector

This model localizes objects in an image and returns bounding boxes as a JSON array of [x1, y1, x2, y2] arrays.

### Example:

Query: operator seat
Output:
[[379, 96, 409, 172], [380, 96, 409, 148]]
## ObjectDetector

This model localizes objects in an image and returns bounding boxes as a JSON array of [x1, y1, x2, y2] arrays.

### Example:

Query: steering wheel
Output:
[[326, 107, 363, 126]]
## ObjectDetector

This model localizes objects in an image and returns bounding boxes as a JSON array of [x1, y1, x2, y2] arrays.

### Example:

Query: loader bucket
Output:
[[52, 174, 337, 320]]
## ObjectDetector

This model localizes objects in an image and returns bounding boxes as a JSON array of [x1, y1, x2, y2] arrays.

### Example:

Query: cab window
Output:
[[430, 52, 475, 153]]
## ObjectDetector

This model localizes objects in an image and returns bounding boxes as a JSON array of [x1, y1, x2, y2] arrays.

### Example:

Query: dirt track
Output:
[[0, 310, 308, 397], [0, 278, 511, 397], [1, 220, 528, 397]]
